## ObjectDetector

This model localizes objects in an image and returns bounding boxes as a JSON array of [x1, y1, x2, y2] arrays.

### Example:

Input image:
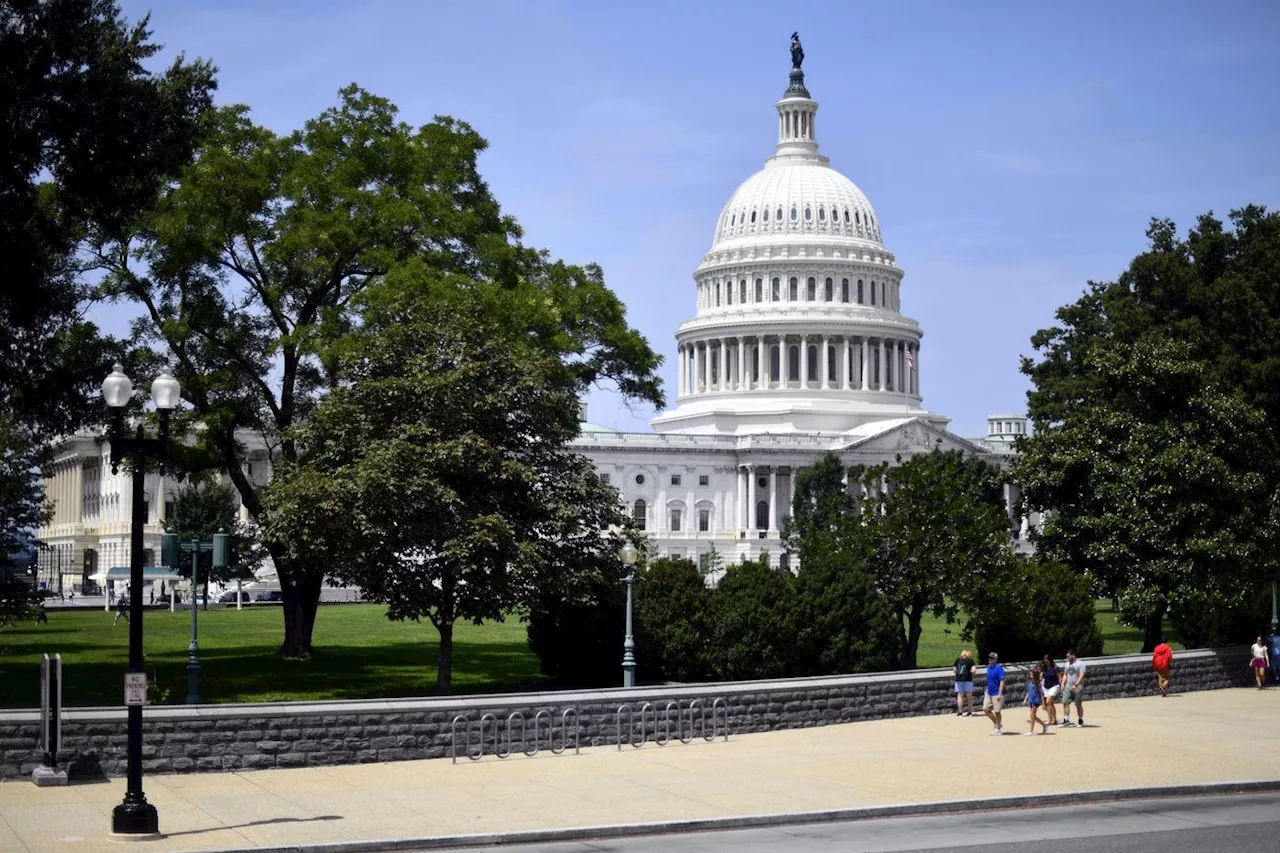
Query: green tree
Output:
[[0, 0, 215, 572], [1017, 210, 1280, 649], [709, 555, 798, 680], [95, 86, 660, 658], [854, 451, 1012, 669], [261, 271, 649, 693], [634, 557, 714, 682], [784, 454, 902, 675]]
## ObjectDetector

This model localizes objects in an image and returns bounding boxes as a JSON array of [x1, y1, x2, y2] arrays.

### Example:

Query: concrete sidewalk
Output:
[[0, 687, 1275, 853]]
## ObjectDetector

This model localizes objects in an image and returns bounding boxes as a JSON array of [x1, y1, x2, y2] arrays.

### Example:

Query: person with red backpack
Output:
[[1152, 637, 1173, 697]]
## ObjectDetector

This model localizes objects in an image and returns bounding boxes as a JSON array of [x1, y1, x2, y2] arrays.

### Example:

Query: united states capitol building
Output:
[[571, 44, 1035, 569], [35, 41, 1035, 591]]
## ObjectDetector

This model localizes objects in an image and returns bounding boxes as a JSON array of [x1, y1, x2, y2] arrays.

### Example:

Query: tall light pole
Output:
[[162, 530, 230, 705], [102, 362, 180, 836], [620, 542, 638, 688]]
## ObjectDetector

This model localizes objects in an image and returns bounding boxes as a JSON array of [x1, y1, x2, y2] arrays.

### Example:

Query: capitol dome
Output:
[[650, 46, 936, 437], [712, 163, 883, 251]]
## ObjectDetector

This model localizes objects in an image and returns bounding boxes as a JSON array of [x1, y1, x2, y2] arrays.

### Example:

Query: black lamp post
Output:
[[162, 530, 230, 705], [102, 362, 180, 836]]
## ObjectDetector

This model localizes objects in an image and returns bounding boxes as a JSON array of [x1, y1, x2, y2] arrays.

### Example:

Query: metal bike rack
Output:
[[452, 707, 579, 763], [617, 698, 729, 751]]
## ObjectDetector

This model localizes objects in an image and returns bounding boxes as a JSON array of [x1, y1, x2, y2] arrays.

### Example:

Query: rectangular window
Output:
[[599, 473, 611, 485], [669, 508, 683, 531], [670, 474, 682, 486], [698, 475, 709, 487], [698, 508, 711, 532], [163, 500, 175, 522]]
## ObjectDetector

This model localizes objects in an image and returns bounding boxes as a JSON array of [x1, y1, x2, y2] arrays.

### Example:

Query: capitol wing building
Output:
[[572, 54, 1035, 569]]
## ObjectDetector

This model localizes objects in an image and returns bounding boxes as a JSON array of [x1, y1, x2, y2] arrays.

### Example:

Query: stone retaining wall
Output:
[[0, 648, 1252, 780]]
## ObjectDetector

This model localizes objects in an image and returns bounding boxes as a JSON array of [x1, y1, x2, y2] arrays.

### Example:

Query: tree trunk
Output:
[[1141, 605, 1166, 654], [436, 621, 454, 696], [900, 601, 925, 670], [277, 560, 324, 659], [202, 576, 209, 611]]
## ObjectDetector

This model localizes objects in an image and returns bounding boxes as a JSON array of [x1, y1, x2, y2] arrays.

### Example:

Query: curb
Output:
[[193, 779, 1280, 853]]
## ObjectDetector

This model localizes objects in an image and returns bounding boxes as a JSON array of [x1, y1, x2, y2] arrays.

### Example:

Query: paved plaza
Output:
[[0, 687, 1276, 853]]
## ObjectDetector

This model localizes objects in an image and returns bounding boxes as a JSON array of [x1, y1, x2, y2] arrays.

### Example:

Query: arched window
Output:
[[633, 499, 646, 531], [827, 345, 837, 382], [740, 279, 747, 303], [807, 345, 818, 381], [730, 213, 736, 227], [841, 278, 849, 302], [855, 211, 861, 225], [788, 345, 800, 381], [817, 206, 826, 222], [756, 500, 770, 530], [806, 277, 816, 301], [777, 206, 783, 221], [804, 206, 812, 221], [755, 278, 763, 302], [789, 277, 798, 301], [824, 277, 834, 301], [751, 344, 761, 382], [726, 283, 732, 305], [857, 279, 864, 304], [870, 281, 877, 306], [790, 206, 797, 221], [771, 277, 780, 301], [844, 208, 850, 223], [716, 282, 722, 306], [750, 210, 757, 223], [762, 208, 769, 222], [770, 345, 781, 382]]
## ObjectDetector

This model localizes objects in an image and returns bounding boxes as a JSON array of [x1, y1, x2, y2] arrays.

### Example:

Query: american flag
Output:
[[905, 350, 915, 370]]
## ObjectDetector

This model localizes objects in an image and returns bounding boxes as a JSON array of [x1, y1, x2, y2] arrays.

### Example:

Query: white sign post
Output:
[[124, 672, 147, 707]]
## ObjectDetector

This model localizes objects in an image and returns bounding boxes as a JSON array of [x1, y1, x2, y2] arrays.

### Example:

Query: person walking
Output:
[[1040, 654, 1061, 725], [1152, 637, 1174, 696], [953, 650, 976, 716], [35, 600, 48, 624], [1025, 665, 1047, 735], [112, 593, 129, 626], [1250, 634, 1270, 689], [1267, 629, 1280, 686], [983, 651, 1006, 735], [1059, 649, 1087, 727]]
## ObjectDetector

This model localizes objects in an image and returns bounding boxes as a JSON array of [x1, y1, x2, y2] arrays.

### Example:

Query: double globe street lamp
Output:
[[101, 362, 180, 836]]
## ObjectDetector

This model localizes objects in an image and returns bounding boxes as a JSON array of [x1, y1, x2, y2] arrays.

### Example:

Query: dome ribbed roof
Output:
[[712, 163, 882, 250]]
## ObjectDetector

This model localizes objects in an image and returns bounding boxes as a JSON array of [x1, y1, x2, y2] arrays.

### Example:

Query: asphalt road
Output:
[[433, 792, 1280, 853]]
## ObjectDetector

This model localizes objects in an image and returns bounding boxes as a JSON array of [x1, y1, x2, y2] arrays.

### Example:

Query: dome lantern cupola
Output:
[[774, 32, 823, 163]]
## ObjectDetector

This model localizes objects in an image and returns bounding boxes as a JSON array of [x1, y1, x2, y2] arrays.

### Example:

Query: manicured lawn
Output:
[[0, 600, 1178, 707], [0, 604, 544, 708]]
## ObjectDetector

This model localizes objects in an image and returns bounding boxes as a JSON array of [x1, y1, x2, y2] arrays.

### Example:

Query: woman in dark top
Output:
[[1040, 654, 1062, 726], [953, 650, 976, 716]]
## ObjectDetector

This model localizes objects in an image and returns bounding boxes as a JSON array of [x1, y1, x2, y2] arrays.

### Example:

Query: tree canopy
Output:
[[96, 86, 662, 657], [1016, 208, 1280, 649]]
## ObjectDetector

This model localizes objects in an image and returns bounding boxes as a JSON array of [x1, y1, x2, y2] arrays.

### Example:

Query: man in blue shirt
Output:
[[983, 651, 1006, 735], [1268, 630, 1280, 685]]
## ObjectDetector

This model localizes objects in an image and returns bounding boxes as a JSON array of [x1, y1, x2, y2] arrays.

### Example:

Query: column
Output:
[[701, 342, 710, 392], [820, 336, 829, 390], [913, 346, 920, 395], [887, 339, 895, 392], [756, 337, 765, 390], [686, 479, 695, 538], [768, 466, 779, 535], [747, 465, 758, 534], [718, 338, 727, 392], [842, 337, 851, 390], [787, 466, 797, 522], [878, 338, 886, 391], [738, 337, 746, 390], [781, 336, 789, 387], [799, 335, 809, 389], [861, 337, 869, 390], [690, 344, 699, 393], [736, 467, 744, 530], [678, 346, 686, 396], [154, 469, 165, 529]]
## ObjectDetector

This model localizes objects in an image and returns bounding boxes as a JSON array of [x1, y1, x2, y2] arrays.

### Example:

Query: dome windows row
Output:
[[697, 274, 900, 312], [721, 204, 880, 241]]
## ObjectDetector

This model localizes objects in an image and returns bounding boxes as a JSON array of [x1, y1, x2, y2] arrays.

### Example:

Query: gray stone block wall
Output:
[[0, 648, 1252, 781]]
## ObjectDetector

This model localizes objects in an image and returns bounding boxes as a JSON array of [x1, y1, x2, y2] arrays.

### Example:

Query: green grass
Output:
[[0, 604, 544, 708], [0, 600, 1179, 707]]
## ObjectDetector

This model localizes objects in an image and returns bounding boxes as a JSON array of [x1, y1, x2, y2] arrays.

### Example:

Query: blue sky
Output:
[[111, 0, 1280, 437]]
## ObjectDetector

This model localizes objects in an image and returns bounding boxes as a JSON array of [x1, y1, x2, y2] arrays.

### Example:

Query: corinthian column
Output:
[[820, 336, 829, 389], [799, 335, 809, 389], [878, 338, 886, 391], [861, 337, 869, 390], [842, 337, 851, 390]]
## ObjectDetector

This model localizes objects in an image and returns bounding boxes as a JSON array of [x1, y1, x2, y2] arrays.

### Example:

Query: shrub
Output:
[[526, 566, 627, 688], [633, 557, 714, 682], [966, 556, 1103, 663], [709, 556, 798, 680], [792, 548, 902, 675], [1169, 587, 1271, 649]]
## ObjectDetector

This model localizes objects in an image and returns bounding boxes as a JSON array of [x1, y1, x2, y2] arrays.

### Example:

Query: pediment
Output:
[[838, 418, 993, 458]]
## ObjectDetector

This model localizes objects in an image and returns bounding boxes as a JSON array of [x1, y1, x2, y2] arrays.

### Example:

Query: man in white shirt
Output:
[[1058, 649, 1087, 728]]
